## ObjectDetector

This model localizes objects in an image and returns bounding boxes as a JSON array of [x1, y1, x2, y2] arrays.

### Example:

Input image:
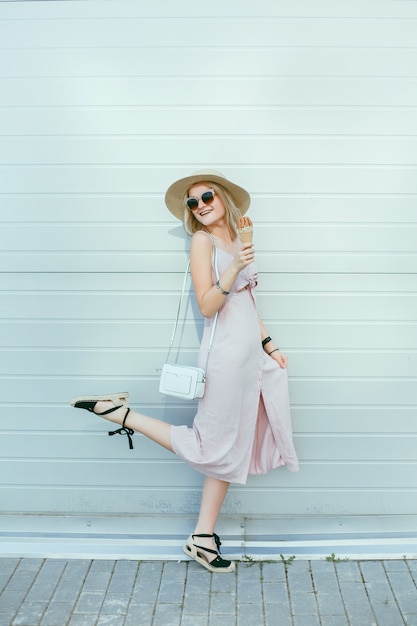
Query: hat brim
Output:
[[164, 170, 251, 220]]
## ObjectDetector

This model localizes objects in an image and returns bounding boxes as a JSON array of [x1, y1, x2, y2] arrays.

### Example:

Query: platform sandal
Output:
[[183, 533, 235, 573], [70, 392, 135, 450]]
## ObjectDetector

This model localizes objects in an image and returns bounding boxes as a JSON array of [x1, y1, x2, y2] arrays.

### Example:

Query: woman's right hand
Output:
[[231, 242, 255, 272]]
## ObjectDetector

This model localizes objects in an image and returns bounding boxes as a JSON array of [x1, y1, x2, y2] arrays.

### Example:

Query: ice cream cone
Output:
[[238, 216, 253, 243]]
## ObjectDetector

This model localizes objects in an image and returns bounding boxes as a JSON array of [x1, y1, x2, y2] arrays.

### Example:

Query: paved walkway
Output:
[[0, 557, 417, 626]]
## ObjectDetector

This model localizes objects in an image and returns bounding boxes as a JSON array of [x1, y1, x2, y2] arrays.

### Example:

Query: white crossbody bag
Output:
[[159, 237, 219, 400]]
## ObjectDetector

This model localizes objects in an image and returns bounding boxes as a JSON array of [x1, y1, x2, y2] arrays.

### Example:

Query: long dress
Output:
[[170, 235, 299, 484]]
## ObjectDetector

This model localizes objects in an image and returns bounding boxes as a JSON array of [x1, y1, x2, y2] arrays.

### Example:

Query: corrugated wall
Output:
[[0, 0, 416, 551]]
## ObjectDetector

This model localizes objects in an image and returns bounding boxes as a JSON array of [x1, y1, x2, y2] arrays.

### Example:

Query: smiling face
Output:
[[186, 183, 226, 227]]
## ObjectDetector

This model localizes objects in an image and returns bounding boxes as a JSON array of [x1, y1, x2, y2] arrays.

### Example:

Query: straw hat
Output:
[[164, 169, 251, 220]]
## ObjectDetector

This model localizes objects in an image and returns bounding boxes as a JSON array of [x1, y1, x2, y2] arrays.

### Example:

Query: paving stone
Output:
[[182, 591, 210, 615], [157, 580, 185, 604], [82, 571, 112, 592], [365, 580, 395, 604], [2, 613, 16, 626], [0, 588, 28, 614], [289, 591, 318, 616], [96, 615, 125, 625], [182, 615, 211, 626], [99, 592, 130, 615], [107, 563, 137, 593], [40, 601, 74, 625], [137, 561, 163, 580], [387, 571, 417, 596], [371, 602, 406, 626], [394, 593, 417, 615], [152, 602, 182, 626], [293, 615, 320, 626], [338, 581, 376, 624], [316, 592, 346, 616], [74, 591, 105, 614], [210, 591, 236, 614], [18, 560, 43, 572], [264, 602, 292, 625], [360, 560, 387, 581], [335, 561, 363, 582], [236, 602, 264, 625], [236, 580, 262, 603], [310, 571, 340, 594], [183, 574, 210, 595], [211, 572, 236, 593], [130, 579, 160, 604], [237, 562, 262, 582], [286, 571, 314, 593], [262, 581, 289, 604], [320, 615, 349, 626], [261, 561, 286, 582], [209, 615, 236, 626], [68, 615, 99, 626], [124, 603, 155, 626], [12, 601, 46, 626]]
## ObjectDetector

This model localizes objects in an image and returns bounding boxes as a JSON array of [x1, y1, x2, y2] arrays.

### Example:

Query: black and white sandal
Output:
[[183, 533, 235, 573], [70, 392, 134, 450]]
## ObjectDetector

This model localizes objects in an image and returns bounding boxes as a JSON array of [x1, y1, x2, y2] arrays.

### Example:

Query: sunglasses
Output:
[[186, 190, 216, 211]]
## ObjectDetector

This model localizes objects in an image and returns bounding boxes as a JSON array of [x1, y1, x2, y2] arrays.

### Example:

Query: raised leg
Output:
[[87, 399, 173, 452]]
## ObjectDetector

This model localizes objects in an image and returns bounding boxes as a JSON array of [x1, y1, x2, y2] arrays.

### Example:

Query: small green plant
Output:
[[325, 552, 349, 563], [280, 554, 296, 568], [241, 554, 257, 567]]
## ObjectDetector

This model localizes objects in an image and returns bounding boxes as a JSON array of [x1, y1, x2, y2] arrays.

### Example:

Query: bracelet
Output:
[[268, 348, 280, 355], [262, 336, 272, 348], [216, 280, 230, 296]]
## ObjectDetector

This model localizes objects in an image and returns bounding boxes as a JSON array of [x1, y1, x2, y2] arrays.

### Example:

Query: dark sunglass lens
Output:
[[186, 197, 199, 210], [201, 191, 214, 204]]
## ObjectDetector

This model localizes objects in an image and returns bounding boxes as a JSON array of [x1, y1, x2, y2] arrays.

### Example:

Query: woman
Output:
[[71, 169, 299, 573]]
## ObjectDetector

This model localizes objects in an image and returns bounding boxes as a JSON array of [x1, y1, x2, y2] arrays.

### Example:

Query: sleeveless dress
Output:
[[170, 234, 299, 484]]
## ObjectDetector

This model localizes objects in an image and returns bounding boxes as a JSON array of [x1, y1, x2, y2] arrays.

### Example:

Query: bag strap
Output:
[[165, 233, 220, 370]]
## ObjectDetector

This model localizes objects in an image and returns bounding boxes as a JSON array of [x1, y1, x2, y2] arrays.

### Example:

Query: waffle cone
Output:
[[238, 216, 253, 243]]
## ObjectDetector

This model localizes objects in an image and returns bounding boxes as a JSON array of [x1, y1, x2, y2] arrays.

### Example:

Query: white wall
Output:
[[1, 0, 416, 545]]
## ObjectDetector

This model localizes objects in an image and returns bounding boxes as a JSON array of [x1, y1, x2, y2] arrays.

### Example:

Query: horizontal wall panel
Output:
[[4, 48, 417, 79], [1, 292, 414, 321], [4, 136, 417, 166], [4, 0, 417, 20], [0, 378, 414, 407], [1, 486, 415, 517], [1, 271, 415, 293], [1, 459, 415, 490], [2, 224, 416, 252], [2, 406, 416, 435], [2, 108, 417, 137], [2, 195, 417, 224], [2, 252, 416, 274], [1, 321, 415, 350], [2, 78, 417, 107], [1, 17, 417, 48], [2, 0, 417, 20], [1, 432, 415, 463], [1, 166, 416, 194], [1, 350, 415, 378]]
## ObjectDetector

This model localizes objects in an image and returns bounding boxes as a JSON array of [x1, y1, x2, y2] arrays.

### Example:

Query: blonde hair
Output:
[[183, 182, 241, 239]]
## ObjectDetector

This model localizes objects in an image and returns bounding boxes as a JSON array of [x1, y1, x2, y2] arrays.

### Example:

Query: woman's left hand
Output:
[[269, 350, 288, 369]]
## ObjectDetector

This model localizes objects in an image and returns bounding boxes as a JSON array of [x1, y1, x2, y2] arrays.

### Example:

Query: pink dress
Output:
[[170, 239, 299, 484]]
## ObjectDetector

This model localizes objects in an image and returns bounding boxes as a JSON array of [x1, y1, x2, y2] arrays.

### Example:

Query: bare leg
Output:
[[192, 476, 230, 555], [93, 400, 173, 452]]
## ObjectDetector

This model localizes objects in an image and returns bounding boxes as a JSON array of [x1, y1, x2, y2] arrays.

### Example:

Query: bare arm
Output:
[[258, 316, 288, 369], [190, 232, 255, 318]]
